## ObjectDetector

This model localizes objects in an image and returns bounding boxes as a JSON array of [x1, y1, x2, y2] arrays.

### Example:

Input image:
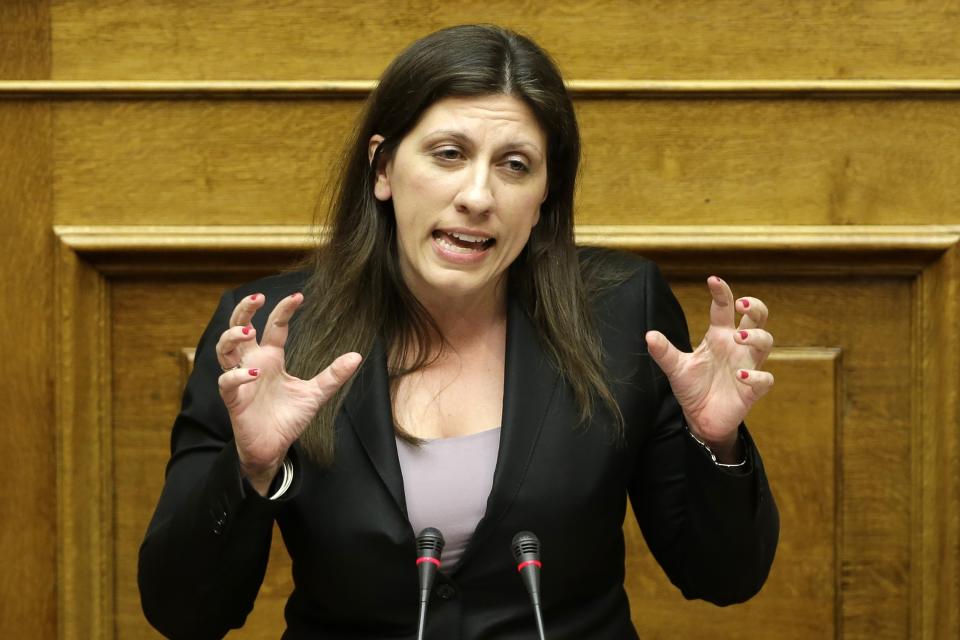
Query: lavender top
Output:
[[395, 427, 501, 571]]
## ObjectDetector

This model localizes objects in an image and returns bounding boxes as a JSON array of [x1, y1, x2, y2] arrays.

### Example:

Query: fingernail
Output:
[[739, 331, 748, 340], [242, 326, 251, 335], [248, 368, 259, 377], [740, 299, 750, 308], [250, 294, 259, 301], [739, 370, 749, 379]]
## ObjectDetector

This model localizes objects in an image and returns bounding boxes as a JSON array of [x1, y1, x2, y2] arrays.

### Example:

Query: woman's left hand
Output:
[[645, 276, 774, 459]]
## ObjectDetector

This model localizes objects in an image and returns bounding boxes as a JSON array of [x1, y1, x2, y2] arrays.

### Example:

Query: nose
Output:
[[453, 164, 494, 216]]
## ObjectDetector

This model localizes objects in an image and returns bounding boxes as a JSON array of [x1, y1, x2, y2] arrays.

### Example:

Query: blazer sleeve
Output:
[[628, 262, 779, 606], [138, 289, 301, 639]]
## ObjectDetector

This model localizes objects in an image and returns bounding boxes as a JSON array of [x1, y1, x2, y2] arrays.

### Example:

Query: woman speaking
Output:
[[139, 24, 779, 639]]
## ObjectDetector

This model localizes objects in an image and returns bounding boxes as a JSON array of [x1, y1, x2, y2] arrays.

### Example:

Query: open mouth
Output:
[[433, 230, 496, 253]]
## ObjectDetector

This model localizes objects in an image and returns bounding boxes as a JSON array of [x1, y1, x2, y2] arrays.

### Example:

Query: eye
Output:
[[432, 147, 464, 161], [503, 158, 530, 174]]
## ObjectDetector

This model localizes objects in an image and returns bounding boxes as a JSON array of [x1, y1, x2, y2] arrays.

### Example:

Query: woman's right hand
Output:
[[215, 292, 362, 495]]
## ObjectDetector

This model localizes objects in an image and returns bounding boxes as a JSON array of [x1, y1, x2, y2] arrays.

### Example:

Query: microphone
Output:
[[512, 531, 546, 640], [415, 527, 445, 640]]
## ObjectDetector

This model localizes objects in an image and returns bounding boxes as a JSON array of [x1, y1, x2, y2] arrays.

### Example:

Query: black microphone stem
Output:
[[417, 602, 428, 640], [414, 527, 445, 640], [533, 603, 546, 640]]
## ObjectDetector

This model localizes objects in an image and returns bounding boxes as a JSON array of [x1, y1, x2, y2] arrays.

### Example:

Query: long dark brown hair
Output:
[[287, 24, 624, 464]]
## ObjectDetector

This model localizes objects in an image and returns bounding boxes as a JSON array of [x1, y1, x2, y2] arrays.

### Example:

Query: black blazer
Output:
[[139, 251, 779, 639]]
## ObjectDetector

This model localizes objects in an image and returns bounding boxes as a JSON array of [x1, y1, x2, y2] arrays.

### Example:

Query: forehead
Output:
[[411, 94, 546, 145]]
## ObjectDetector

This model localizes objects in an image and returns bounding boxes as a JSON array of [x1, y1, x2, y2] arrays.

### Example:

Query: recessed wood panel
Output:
[[626, 349, 840, 638], [667, 273, 913, 639], [53, 98, 960, 227], [108, 265, 920, 638], [51, 0, 960, 81]]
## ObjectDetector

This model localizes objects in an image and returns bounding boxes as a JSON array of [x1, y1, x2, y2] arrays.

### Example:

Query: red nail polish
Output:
[[739, 331, 748, 340], [242, 326, 251, 335], [250, 294, 259, 301], [740, 299, 750, 309], [739, 370, 749, 379], [248, 368, 259, 376]]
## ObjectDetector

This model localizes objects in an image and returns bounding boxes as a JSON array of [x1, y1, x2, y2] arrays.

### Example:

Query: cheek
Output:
[[392, 168, 458, 210], [506, 192, 545, 234]]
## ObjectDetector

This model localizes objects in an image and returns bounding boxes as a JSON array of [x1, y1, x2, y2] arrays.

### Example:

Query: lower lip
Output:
[[431, 233, 493, 265]]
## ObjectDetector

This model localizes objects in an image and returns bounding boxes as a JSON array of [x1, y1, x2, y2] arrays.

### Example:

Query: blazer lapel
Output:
[[343, 337, 408, 519], [457, 296, 561, 569]]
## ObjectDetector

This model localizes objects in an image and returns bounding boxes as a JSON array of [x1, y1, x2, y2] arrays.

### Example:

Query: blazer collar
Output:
[[343, 336, 408, 520], [458, 295, 560, 570], [342, 297, 561, 554]]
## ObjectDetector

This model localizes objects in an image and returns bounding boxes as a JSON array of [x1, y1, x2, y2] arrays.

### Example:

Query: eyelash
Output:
[[431, 147, 530, 173]]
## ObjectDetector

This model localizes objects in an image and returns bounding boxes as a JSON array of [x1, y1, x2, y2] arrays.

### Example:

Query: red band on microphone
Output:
[[516, 560, 542, 572], [416, 557, 441, 567]]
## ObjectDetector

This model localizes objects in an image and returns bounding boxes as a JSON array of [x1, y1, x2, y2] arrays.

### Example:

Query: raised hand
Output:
[[645, 277, 774, 460], [216, 292, 362, 494]]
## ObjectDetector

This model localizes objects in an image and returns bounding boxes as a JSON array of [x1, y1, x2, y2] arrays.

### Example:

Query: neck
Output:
[[407, 277, 508, 351]]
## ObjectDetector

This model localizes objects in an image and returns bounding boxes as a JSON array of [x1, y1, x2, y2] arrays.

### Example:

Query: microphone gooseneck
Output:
[[415, 527, 445, 640], [511, 531, 546, 640]]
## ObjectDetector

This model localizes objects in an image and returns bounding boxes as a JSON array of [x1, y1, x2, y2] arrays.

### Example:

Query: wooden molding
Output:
[[4, 80, 960, 100], [914, 245, 960, 638], [54, 224, 960, 276], [55, 241, 113, 640]]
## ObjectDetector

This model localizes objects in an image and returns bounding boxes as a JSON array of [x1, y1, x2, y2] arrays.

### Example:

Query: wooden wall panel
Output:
[[0, 2, 55, 639], [667, 274, 914, 639], [50, 1, 960, 81], [627, 349, 840, 638], [52, 98, 960, 227], [52, 100, 357, 226], [0, 100, 57, 640], [112, 282, 291, 639], [61, 231, 951, 639], [0, 1, 953, 638]]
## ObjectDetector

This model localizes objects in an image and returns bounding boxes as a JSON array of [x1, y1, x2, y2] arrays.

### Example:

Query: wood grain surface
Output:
[[50, 98, 960, 226], [0, 2, 56, 639], [626, 348, 840, 638], [3, 1, 958, 638], [87, 242, 942, 639], [50, 1, 960, 81]]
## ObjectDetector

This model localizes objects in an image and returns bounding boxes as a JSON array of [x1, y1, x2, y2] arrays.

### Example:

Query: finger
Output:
[[707, 276, 736, 328], [260, 293, 304, 350], [734, 328, 774, 367], [229, 293, 266, 328], [735, 369, 775, 400], [645, 330, 684, 378], [310, 352, 363, 402], [215, 325, 257, 370], [218, 367, 261, 407], [736, 297, 769, 330]]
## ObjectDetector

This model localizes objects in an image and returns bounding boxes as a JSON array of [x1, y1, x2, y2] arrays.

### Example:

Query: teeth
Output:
[[450, 232, 488, 243], [438, 234, 477, 253]]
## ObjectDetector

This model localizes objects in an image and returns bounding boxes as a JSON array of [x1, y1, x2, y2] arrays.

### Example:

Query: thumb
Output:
[[645, 330, 683, 378], [310, 352, 363, 402]]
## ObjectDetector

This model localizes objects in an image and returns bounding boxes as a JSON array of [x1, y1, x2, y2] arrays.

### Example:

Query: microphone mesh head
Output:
[[416, 527, 445, 555], [511, 531, 540, 561]]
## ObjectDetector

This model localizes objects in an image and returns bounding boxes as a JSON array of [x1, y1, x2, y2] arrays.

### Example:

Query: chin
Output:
[[423, 268, 500, 300]]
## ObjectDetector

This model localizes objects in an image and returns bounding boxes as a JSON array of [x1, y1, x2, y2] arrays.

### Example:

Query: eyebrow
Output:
[[422, 129, 544, 159]]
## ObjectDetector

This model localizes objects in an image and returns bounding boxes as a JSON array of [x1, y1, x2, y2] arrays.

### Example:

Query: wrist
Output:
[[686, 425, 747, 467], [237, 450, 284, 497]]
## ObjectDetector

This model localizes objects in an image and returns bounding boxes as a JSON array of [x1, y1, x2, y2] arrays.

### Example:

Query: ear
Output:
[[368, 134, 391, 201]]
